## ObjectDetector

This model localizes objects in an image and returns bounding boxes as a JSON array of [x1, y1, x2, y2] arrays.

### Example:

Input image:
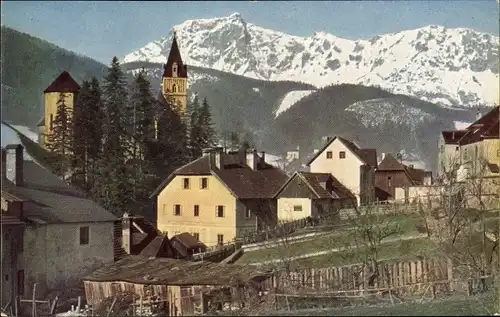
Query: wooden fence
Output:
[[262, 257, 455, 296]]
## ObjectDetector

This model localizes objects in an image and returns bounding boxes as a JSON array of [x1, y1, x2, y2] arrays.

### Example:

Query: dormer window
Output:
[[172, 84, 177, 93], [172, 62, 178, 77]]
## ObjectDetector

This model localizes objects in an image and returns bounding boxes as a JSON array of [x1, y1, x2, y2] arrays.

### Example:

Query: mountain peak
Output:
[[124, 17, 499, 108]]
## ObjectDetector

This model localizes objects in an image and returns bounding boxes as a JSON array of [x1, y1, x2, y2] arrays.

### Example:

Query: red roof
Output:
[[442, 130, 468, 144], [44, 71, 80, 93], [162, 34, 188, 78]]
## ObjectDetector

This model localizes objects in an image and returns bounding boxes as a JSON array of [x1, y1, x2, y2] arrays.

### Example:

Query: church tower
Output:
[[161, 32, 188, 114], [37, 71, 80, 148]]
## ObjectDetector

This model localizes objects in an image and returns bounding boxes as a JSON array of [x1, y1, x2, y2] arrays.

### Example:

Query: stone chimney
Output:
[[122, 212, 132, 254], [476, 108, 481, 121], [246, 148, 258, 170], [5, 144, 24, 186]]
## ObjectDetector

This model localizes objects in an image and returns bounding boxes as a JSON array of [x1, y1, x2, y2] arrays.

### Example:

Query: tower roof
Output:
[[44, 71, 81, 93], [162, 32, 188, 78]]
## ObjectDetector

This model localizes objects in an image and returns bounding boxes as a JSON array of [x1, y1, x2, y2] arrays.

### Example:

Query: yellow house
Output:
[[37, 71, 80, 148], [159, 31, 188, 115], [439, 106, 499, 178], [306, 136, 377, 206], [151, 147, 288, 247], [275, 171, 356, 222]]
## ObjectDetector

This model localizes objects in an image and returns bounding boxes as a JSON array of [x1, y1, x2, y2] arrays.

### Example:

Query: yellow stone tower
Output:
[[37, 71, 80, 148], [161, 31, 188, 114]]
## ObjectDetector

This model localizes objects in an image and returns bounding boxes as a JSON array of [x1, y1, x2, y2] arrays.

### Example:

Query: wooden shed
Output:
[[83, 255, 272, 316]]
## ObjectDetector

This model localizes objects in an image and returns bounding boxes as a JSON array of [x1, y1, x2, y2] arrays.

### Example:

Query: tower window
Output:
[[172, 84, 177, 93], [50, 114, 54, 130], [172, 62, 178, 77]]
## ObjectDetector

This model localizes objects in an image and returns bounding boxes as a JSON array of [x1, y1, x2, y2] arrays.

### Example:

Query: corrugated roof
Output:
[[84, 255, 271, 286], [44, 71, 81, 93]]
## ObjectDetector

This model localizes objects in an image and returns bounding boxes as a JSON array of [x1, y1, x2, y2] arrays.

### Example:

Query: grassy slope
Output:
[[1, 26, 108, 128]]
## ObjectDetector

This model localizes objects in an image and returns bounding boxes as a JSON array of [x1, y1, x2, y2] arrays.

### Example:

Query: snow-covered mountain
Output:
[[124, 12, 499, 108]]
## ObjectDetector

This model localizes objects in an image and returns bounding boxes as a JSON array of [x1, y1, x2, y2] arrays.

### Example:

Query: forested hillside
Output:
[[1, 26, 108, 127]]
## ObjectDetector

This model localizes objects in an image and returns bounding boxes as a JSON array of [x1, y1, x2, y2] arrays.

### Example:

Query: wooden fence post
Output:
[[447, 257, 454, 292], [31, 283, 36, 317]]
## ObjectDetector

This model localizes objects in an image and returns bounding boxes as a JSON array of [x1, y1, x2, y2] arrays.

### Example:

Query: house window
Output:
[[326, 151, 333, 159], [293, 205, 303, 212], [194, 205, 199, 217], [193, 232, 200, 241], [183, 178, 190, 189], [388, 176, 392, 187], [172, 84, 177, 93], [79, 226, 89, 245], [17, 270, 24, 295], [245, 207, 251, 218], [455, 146, 459, 151], [174, 204, 181, 216], [50, 114, 54, 130], [216, 205, 225, 218], [217, 234, 224, 245], [200, 177, 208, 189], [339, 151, 346, 159]]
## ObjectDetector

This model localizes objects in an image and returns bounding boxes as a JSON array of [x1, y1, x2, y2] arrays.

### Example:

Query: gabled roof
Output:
[[442, 106, 499, 146], [162, 33, 188, 78], [1, 156, 117, 224], [44, 71, 81, 93], [377, 153, 405, 171], [274, 171, 355, 200], [442, 130, 468, 144], [150, 152, 288, 200], [306, 136, 377, 168]]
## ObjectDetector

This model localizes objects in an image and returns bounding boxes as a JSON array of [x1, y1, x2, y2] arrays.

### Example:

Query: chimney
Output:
[[409, 164, 414, 169], [212, 147, 224, 170], [476, 108, 481, 121], [6, 144, 24, 186], [381, 153, 386, 161], [246, 148, 258, 170], [326, 136, 333, 143], [260, 151, 266, 168], [122, 212, 132, 254]]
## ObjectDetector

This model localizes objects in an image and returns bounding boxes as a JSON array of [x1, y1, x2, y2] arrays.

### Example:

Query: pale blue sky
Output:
[[2, 0, 498, 64]]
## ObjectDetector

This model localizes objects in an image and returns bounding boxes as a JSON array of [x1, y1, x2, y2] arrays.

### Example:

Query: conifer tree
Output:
[[188, 94, 202, 159], [46, 92, 73, 179], [72, 77, 104, 191], [197, 97, 216, 150], [149, 96, 189, 186], [128, 69, 156, 210], [93, 57, 132, 215]]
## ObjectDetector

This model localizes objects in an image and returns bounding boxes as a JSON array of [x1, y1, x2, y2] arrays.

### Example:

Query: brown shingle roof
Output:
[[151, 152, 288, 199], [275, 172, 355, 200], [162, 35, 187, 78], [44, 71, 80, 93], [84, 255, 272, 286], [306, 136, 377, 167], [172, 232, 205, 250], [442, 130, 468, 144], [378, 153, 405, 171]]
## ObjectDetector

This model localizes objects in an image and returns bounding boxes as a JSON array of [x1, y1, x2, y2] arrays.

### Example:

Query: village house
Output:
[[274, 171, 356, 222], [37, 71, 81, 148], [83, 255, 272, 316], [375, 153, 433, 201], [1, 144, 117, 298], [306, 136, 378, 206], [150, 146, 288, 247], [1, 190, 25, 307], [438, 106, 500, 178]]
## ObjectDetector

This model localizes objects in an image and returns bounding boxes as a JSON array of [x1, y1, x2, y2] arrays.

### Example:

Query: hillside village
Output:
[[1, 28, 500, 317]]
